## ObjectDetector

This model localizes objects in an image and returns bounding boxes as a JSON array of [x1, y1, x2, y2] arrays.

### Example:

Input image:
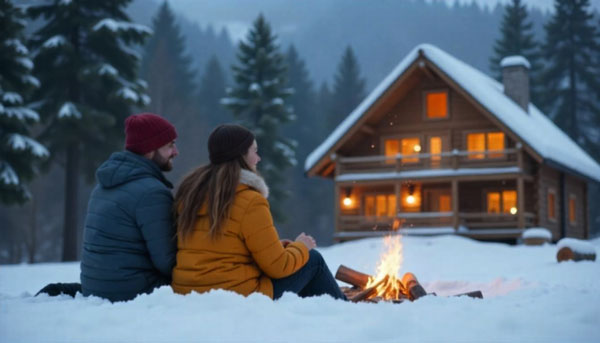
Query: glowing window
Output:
[[547, 190, 556, 220], [387, 195, 397, 217], [487, 192, 501, 213], [430, 136, 442, 166], [467, 133, 486, 160], [401, 138, 420, 163], [365, 196, 376, 216], [439, 194, 452, 212], [426, 92, 448, 118], [365, 194, 396, 217], [502, 190, 517, 214], [385, 139, 400, 164], [487, 132, 505, 158], [467, 132, 505, 159], [569, 195, 576, 224]]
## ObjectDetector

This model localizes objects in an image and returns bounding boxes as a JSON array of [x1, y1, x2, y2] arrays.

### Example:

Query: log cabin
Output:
[[305, 44, 600, 242]]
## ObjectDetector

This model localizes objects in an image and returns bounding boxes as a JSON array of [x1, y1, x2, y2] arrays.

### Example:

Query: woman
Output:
[[171, 124, 345, 300]]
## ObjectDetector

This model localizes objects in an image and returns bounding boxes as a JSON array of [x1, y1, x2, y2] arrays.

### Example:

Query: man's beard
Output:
[[152, 153, 173, 172]]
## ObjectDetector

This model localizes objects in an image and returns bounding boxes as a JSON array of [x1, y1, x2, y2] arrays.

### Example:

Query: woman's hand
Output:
[[295, 232, 316, 250], [280, 239, 292, 247]]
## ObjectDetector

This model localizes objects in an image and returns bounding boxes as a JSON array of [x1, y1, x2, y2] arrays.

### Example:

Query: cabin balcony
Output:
[[335, 147, 521, 180], [333, 155, 536, 242]]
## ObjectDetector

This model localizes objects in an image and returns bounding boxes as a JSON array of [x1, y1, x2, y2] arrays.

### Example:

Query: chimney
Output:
[[500, 55, 530, 112]]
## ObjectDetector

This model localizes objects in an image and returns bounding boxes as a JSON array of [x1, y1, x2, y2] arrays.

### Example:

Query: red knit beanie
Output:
[[124, 113, 177, 155]]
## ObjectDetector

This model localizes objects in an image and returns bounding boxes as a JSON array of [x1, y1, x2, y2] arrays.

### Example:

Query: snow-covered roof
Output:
[[305, 43, 600, 183], [500, 55, 530, 69]]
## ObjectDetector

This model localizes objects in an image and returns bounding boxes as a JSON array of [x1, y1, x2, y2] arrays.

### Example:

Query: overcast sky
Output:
[[169, 0, 600, 43]]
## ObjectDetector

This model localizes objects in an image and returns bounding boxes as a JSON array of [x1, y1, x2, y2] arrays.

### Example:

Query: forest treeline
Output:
[[1, 0, 599, 263]]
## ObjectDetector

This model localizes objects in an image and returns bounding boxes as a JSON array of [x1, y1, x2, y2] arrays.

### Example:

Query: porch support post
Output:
[[395, 182, 401, 215], [452, 179, 459, 231], [517, 177, 525, 229], [334, 183, 341, 235], [516, 142, 525, 229]]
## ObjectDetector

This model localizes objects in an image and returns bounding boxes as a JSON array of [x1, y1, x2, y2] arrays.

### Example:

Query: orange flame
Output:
[[365, 234, 404, 300]]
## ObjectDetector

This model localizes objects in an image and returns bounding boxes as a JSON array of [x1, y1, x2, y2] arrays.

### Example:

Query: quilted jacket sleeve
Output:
[[136, 185, 177, 278], [241, 194, 309, 279]]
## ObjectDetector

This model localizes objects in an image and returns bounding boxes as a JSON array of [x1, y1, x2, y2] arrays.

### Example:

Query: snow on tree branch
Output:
[[93, 19, 153, 35], [42, 35, 67, 49], [7, 134, 50, 158], [58, 102, 82, 119], [1, 107, 39, 121], [2, 92, 23, 105], [0, 163, 19, 186]]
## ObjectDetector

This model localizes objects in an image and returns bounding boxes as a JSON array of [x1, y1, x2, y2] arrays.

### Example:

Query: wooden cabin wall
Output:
[[537, 165, 561, 240], [340, 74, 519, 158], [565, 174, 587, 239]]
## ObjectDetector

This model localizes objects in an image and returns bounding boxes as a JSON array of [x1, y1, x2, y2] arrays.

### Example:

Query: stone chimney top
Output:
[[500, 55, 530, 112]]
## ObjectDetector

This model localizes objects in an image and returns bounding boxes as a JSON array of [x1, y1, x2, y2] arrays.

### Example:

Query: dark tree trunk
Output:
[[28, 193, 37, 263], [62, 144, 80, 261]]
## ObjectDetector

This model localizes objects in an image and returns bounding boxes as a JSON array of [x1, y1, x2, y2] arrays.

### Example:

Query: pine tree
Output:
[[141, 1, 195, 118], [28, 0, 151, 261], [222, 14, 296, 221], [280, 44, 317, 238], [0, 0, 49, 205], [329, 46, 366, 132], [489, 0, 542, 104], [198, 55, 229, 126], [540, 0, 600, 150]]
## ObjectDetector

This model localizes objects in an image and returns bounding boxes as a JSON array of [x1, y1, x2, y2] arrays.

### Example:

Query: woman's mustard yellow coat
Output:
[[172, 171, 309, 298]]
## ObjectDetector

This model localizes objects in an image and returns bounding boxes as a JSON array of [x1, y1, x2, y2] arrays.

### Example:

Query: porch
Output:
[[333, 146, 536, 241]]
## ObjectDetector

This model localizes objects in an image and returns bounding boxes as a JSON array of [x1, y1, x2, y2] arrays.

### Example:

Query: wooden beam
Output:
[[418, 60, 436, 80], [452, 179, 459, 231], [360, 124, 376, 135]]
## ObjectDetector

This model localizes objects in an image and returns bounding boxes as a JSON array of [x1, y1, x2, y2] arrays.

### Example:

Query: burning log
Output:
[[349, 275, 389, 303], [401, 272, 427, 301], [335, 264, 371, 289]]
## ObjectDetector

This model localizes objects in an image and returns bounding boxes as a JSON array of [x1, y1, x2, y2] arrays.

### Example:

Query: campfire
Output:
[[335, 234, 483, 303]]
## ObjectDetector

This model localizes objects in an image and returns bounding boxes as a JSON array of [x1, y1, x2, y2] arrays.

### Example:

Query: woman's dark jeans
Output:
[[272, 249, 347, 300]]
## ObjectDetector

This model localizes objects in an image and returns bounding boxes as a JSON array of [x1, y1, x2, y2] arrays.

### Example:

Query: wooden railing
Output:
[[339, 211, 535, 232], [337, 148, 520, 175]]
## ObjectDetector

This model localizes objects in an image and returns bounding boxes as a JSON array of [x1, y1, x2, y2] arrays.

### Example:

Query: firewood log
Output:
[[349, 275, 389, 302], [452, 290, 483, 299], [401, 272, 427, 301], [335, 265, 372, 289], [556, 246, 596, 262]]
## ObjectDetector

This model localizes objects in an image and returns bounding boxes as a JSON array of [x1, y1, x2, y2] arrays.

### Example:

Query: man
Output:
[[79, 113, 179, 302]]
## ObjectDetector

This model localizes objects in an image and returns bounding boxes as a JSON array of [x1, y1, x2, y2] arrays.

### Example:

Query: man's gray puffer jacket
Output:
[[80, 151, 176, 302]]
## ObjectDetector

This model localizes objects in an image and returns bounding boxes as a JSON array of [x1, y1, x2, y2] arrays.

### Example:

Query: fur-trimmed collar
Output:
[[240, 169, 269, 198]]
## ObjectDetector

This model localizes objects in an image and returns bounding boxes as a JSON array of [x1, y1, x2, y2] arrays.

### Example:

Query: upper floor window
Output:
[[385, 137, 421, 164], [425, 91, 448, 119], [467, 131, 505, 160]]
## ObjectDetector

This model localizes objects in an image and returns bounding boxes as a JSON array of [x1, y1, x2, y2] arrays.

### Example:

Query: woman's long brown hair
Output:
[[175, 157, 250, 240]]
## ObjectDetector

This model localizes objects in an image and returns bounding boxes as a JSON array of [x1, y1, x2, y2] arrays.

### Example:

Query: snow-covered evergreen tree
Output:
[[222, 14, 296, 221], [199, 55, 229, 126], [329, 46, 366, 132], [141, 1, 195, 117], [28, 0, 151, 261], [489, 0, 542, 104], [0, 0, 48, 205], [540, 0, 600, 150]]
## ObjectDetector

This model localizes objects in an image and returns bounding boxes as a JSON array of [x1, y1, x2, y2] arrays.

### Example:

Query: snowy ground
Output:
[[1, 235, 599, 342]]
